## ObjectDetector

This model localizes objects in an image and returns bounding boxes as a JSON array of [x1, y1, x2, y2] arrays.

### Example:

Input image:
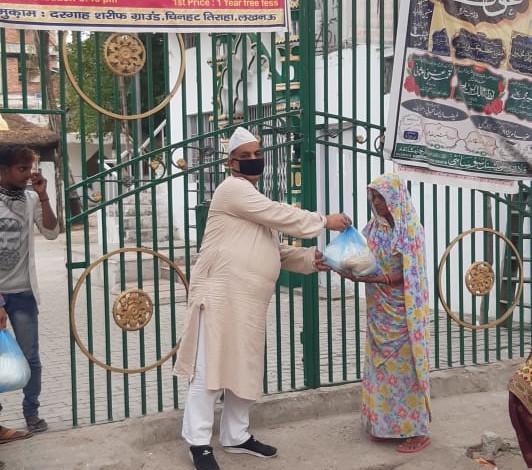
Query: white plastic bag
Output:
[[0, 330, 30, 393], [323, 226, 377, 276]]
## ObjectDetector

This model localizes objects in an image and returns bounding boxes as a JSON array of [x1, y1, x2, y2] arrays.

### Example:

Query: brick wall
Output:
[[3, 28, 54, 96]]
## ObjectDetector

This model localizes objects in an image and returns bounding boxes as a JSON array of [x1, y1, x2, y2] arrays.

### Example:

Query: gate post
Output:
[[298, 0, 321, 390]]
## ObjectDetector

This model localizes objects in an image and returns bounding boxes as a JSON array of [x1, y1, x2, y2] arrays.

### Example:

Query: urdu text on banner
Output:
[[0, 0, 288, 32], [385, 0, 531, 193]]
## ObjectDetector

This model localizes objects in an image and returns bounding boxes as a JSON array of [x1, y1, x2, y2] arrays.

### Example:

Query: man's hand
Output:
[[31, 173, 58, 230], [325, 213, 352, 232], [0, 307, 7, 330], [30, 172, 48, 198], [313, 249, 331, 272]]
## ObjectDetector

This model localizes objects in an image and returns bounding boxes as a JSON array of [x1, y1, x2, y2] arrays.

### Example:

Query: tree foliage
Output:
[[65, 33, 167, 139]]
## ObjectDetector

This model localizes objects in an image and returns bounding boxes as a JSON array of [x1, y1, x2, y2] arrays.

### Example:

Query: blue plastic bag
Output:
[[0, 330, 30, 393], [323, 226, 377, 276]]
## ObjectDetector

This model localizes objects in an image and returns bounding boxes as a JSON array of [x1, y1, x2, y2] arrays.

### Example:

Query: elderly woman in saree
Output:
[[339, 173, 431, 453]]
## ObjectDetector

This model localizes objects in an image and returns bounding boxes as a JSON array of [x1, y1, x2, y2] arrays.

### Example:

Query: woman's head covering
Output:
[[367, 173, 424, 257], [227, 127, 258, 155]]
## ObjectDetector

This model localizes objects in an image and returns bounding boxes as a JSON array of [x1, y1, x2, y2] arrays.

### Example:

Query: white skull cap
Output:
[[227, 127, 258, 155]]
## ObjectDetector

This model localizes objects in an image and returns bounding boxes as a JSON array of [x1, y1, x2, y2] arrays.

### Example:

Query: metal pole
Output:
[[299, 0, 321, 389]]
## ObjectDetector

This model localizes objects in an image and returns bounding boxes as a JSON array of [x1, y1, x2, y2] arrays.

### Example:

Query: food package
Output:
[[323, 226, 377, 276], [0, 330, 30, 393]]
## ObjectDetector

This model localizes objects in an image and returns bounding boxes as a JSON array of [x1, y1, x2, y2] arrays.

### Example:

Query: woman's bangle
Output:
[[39, 197, 49, 203], [383, 274, 392, 285]]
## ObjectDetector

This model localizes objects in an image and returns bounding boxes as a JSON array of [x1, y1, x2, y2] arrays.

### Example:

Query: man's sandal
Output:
[[396, 436, 431, 453], [0, 426, 33, 444]]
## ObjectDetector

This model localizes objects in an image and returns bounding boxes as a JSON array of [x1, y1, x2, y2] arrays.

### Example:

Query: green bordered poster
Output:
[[385, 0, 531, 192]]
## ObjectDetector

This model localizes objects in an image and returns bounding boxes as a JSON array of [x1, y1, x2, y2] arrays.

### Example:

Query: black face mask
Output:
[[234, 158, 265, 176]]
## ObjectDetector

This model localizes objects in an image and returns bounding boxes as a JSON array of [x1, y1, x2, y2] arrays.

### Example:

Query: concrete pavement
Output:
[[0, 372, 529, 469]]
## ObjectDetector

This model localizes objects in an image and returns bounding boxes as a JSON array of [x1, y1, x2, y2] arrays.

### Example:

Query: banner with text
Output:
[[0, 0, 287, 32], [385, 0, 531, 192]]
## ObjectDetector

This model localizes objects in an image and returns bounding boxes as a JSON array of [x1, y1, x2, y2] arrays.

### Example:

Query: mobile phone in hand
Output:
[[31, 154, 40, 174]]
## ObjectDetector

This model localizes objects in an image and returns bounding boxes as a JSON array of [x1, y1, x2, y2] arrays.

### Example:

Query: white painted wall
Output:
[[66, 133, 115, 184], [169, 33, 197, 241]]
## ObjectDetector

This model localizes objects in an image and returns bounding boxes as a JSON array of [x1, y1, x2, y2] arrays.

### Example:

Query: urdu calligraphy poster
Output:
[[385, 0, 531, 192]]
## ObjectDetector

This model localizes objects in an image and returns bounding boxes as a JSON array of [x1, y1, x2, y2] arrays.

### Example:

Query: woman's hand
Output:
[[313, 249, 331, 272], [337, 271, 386, 284], [337, 270, 370, 282]]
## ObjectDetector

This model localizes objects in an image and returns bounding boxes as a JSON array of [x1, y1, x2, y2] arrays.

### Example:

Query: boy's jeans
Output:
[[4, 291, 41, 418]]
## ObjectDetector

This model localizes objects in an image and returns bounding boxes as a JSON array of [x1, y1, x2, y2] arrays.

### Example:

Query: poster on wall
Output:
[[385, 0, 531, 193], [0, 0, 288, 32]]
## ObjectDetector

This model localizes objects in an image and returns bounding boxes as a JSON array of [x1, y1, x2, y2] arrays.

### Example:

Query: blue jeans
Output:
[[4, 291, 41, 418]]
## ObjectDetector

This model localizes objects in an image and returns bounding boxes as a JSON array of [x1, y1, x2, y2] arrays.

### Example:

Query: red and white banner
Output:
[[0, 0, 288, 32]]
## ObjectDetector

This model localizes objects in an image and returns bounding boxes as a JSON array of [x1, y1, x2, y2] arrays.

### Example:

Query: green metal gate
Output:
[[0, 0, 529, 428]]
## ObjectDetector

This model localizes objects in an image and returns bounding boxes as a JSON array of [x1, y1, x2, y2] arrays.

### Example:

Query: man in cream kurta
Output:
[[174, 127, 350, 470]]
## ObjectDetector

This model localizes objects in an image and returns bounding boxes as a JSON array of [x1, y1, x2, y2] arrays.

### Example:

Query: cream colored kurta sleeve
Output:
[[279, 245, 317, 274], [221, 177, 325, 239]]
